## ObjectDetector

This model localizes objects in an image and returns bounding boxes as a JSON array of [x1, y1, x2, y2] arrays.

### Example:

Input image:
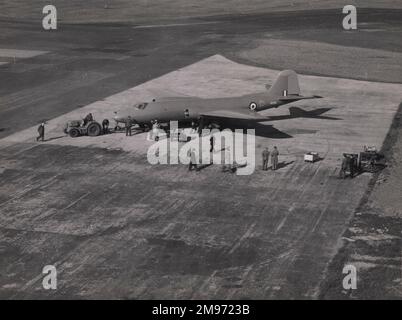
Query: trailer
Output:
[[339, 153, 359, 179]]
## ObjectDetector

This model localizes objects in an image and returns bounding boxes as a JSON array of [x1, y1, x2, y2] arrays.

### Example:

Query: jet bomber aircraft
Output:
[[113, 70, 322, 130]]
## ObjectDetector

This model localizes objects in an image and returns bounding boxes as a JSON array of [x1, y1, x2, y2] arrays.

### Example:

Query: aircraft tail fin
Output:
[[266, 70, 301, 97]]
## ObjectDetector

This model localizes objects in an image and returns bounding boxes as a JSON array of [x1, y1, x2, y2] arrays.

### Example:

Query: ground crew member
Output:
[[125, 118, 132, 136], [151, 120, 159, 140], [262, 147, 270, 170], [350, 155, 356, 178], [222, 146, 232, 172], [36, 122, 45, 142], [210, 135, 215, 152], [271, 146, 279, 170], [102, 119, 109, 134], [188, 148, 198, 171], [340, 154, 349, 179], [83, 113, 93, 126], [149, 120, 155, 139], [191, 121, 197, 131]]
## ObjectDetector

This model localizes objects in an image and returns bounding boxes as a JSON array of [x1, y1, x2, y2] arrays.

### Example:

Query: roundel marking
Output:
[[249, 102, 257, 110]]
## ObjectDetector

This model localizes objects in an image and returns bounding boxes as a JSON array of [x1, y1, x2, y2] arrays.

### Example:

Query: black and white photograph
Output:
[[0, 0, 401, 305]]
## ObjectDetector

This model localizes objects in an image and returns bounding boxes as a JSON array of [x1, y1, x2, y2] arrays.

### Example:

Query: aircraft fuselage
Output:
[[115, 91, 287, 125]]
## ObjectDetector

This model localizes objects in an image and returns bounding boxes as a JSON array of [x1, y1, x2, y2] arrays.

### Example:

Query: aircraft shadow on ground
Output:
[[266, 106, 342, 121], [219, 107, 341, 139], [221, 120, 292, 139], [254, 123, 292, 139]]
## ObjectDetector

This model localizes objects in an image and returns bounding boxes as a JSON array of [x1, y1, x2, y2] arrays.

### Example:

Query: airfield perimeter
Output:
[[0, 6, 402, 299]]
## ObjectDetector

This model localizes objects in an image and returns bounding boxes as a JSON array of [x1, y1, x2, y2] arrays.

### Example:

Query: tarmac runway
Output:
[[0, 8, 401, 299]]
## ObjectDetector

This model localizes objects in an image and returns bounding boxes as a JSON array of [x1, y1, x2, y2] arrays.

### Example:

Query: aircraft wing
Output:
[[156, 96, 201, 102], [279, 95, 322, 102], [200, 110, 268, 121]]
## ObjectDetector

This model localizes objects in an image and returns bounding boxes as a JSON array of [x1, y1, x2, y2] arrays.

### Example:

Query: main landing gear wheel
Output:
[[87, 122, 102, 136]]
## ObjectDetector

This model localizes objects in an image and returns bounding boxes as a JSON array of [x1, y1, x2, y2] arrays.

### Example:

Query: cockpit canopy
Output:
[[136, 102, 148, 110]]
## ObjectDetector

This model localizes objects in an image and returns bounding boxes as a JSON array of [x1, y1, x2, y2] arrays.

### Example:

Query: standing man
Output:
[[102, 118, 109, 135], [36, 122, 45, 142], [125, 117, 132, 136], [223, 145, 233, 172], [83, 113, 93, 126], [210, 135, 215, 153], [191, 121, 197, 132], [149, 120, 155, 140], [350, 155, 357, 178], [262, 147, 270, 171], [340, 154, 349, 179], [151, 120, 160, 141], [188, 148, 198, 171], [271, 146, 279, 170]]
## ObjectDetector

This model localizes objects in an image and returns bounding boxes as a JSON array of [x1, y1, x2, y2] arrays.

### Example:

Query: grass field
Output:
[[1, 0, 402, 24]]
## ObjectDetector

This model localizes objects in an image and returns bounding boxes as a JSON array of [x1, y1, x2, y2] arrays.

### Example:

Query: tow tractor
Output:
[[64, 120, 102, 138], [358, 146, 385, 173]]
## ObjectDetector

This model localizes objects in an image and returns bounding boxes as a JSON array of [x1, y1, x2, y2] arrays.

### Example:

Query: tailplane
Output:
[[267, 70, 301, 97]]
